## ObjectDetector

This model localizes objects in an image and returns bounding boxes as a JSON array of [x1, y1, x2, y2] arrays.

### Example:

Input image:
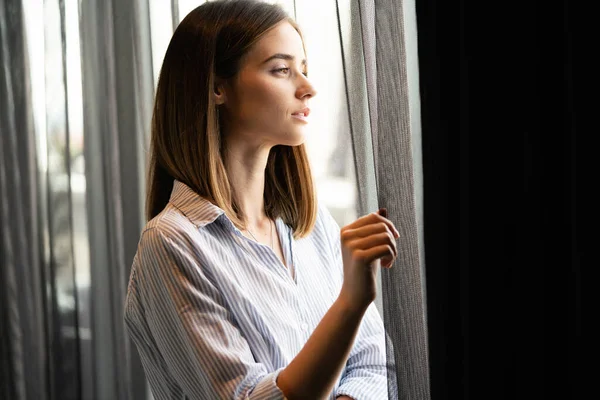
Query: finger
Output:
[[355, 244, 395, 266], [343, 211, 382, 230], [381, 258, 395, 268], [377, 208, 400, 238], [350, 233, 397, 259], [378, 208, 399, 239], [342, 222, 396, 241], [349, 233, 397, 258], [344, 212, 400, 238], [379, 216, 400, 239]]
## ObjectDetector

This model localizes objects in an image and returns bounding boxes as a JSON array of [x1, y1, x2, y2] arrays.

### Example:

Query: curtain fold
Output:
[[351, 0, 431, 398], [0, 1, 48, 399], [79, 0, 153, 399]]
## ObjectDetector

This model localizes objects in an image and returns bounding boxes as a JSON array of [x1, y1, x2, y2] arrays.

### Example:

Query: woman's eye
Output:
[[274, 67, 290, 75]]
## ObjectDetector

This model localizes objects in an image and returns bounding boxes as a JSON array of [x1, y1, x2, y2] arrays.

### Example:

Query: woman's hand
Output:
[[339, 209, 399, 312]]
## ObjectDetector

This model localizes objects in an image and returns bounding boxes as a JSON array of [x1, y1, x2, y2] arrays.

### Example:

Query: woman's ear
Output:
[[214, 79, 227, 105]]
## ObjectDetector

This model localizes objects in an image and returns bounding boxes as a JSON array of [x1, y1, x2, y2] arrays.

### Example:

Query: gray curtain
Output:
[[79, 0, 153, 399], [0, 1, 47, 399], [339, 0, 431, 398], [1, 0, 153, 398], [370, 0, 430, 397]]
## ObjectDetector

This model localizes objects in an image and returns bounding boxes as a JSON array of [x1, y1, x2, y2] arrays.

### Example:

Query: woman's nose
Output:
[[296, 76, 317, 99]]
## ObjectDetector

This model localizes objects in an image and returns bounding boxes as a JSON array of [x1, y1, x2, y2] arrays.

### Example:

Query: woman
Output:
[[124, 1, 399, 399]]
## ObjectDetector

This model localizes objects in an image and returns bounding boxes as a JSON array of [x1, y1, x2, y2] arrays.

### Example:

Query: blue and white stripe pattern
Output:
[[124, 180, 388, 399]]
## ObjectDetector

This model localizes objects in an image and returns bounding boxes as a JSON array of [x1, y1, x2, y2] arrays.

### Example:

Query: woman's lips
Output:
[[291, 113, 308, 121], [292, 107, 310, 121]]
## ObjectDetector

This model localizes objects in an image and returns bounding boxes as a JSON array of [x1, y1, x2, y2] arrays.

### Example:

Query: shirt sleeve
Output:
[[135, 226, 286, 400], [334, 304, 390, 399], [318, 204, 391, 399]]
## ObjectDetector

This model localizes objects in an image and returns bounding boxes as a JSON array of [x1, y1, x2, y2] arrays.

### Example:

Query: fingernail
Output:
[[378, 208, 387, 218]]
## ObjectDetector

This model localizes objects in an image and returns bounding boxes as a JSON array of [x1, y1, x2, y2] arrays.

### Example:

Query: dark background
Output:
[[418, 1, 594, 399]]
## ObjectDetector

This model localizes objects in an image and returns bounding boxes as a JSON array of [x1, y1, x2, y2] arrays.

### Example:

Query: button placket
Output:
[[230, 220, 294, 285], [289, 240, 306, 327], [293, 270, 312, 340], [287, 227, 298, 285]]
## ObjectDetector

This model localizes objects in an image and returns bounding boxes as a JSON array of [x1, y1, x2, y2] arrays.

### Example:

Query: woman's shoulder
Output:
[[132, 203, 213, 281], [139, 202, 202, 249], [300, 201, 342, 255], [316, 201, 342, 235]]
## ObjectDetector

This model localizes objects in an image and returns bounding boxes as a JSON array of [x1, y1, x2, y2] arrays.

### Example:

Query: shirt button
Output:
[[301, 323, 309, 331]]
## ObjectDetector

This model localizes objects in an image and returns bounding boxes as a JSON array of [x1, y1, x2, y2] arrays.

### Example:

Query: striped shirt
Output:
[[124, 180, 389, 399]]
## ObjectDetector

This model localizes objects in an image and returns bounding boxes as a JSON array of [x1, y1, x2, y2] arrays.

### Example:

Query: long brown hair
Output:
[[147, 0, 317, 239]]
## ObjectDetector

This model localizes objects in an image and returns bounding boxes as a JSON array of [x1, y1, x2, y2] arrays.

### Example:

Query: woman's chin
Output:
[[287, 136, 307, 147], [277, 131, 307, 147]]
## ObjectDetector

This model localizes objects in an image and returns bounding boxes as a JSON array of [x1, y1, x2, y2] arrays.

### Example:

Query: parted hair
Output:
[[147, 0, 317, 239]]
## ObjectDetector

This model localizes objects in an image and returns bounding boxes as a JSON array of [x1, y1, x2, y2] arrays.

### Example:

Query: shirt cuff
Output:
[[334, 375, 388, 400], [250, 367, 287, 399]]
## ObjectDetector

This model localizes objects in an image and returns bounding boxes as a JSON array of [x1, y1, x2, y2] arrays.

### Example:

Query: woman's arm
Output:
[[276, 296, 369, 399], [278, 206, 397, 399], [333, 303, 391, 399], [316, 205, 392, 399]]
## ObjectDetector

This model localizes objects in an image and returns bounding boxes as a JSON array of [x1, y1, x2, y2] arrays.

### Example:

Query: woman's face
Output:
[[217, 21, 317, 148]]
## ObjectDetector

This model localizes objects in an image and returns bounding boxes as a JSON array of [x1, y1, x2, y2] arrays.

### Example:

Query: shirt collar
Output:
[[168, 180, 290, 239], [168, 180, 225, 228]]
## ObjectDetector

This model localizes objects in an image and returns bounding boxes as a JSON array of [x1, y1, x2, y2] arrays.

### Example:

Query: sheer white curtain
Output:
[[6, 0, 154, 399], [1, 1, 46, 398]]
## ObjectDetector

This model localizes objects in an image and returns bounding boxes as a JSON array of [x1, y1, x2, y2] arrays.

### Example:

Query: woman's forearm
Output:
[[276, 295, 367, 399]]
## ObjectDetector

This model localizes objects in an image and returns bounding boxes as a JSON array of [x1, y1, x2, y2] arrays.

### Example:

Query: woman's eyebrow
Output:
[[262, 53, 307, 66]]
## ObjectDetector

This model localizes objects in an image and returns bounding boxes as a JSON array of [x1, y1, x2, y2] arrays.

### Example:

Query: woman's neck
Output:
[[223, 139, 273, 230]]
